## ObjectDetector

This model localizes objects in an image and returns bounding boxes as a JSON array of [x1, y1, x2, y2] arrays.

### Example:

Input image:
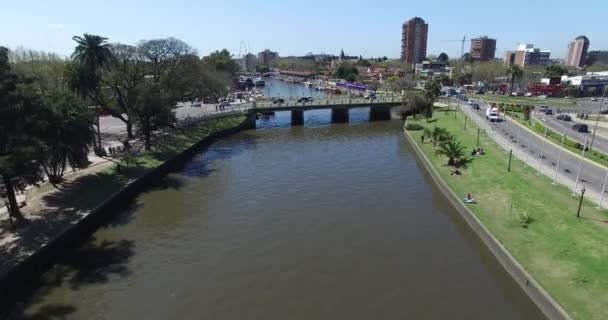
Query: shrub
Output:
[[405, 123, 424, 131], [519, 211, 535, 228]]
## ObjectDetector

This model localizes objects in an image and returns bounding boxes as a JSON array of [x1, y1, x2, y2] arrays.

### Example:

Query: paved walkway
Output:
[[454, 98, 608, 209]]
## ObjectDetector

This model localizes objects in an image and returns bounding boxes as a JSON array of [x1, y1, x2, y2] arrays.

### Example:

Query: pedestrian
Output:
[[215, 105, 218, 111], [421, 135, 425, 143]]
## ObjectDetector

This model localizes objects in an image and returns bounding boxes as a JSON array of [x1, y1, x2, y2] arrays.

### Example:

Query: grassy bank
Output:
[[472, 94, 576, 108], [407, 110, 608, 319]]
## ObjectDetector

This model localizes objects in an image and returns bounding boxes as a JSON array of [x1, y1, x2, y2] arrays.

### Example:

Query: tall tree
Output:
[[138, 37, 195, 85], [132, 83, 177, 150], [435, 139, 465, 166], [71, 33, 114, 154], [506, 65, 524, 94], [40, 92, 94, 184], [0, 47, 46, 220], [437, 52, 449, 63]]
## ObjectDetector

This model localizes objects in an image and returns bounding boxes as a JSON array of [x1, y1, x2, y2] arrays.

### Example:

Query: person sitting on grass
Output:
[[464, 193, 476, 203], [471, 148, 478, 157], [450, 168, 461, 176], [478, 148, 486, 155]]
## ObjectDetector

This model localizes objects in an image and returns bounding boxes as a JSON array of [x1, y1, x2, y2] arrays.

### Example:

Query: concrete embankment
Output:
[[403, 128, 571, 320], [0, 115, 256, 304]]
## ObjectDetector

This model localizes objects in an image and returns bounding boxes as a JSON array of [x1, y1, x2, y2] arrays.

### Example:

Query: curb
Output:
[[403, 128, 571, 320]]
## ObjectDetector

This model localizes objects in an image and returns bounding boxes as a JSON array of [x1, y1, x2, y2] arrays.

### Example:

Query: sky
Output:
[[1, 0, 607, 60]]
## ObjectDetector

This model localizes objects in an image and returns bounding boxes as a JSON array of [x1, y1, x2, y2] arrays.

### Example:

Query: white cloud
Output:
[[47, 23, 64, 29]]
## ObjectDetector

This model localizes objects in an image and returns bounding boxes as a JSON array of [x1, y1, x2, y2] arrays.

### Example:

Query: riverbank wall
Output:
[[403, 128, 571, 320], [0, 114, 256, 304]]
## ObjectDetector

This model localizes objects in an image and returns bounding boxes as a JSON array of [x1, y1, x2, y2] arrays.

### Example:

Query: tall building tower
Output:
[[565, 36, 590, 68], [470, 36, 497, 61], [401, 17, 428, 65]]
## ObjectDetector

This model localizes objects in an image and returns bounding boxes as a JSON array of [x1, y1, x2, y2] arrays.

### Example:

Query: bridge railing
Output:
[[252, 96, 398, 110]]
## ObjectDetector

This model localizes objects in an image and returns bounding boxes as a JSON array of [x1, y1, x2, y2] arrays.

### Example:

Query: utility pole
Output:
[[461, 35, 466, 58]]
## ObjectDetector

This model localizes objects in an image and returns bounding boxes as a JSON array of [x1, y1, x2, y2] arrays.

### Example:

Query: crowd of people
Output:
[[471, 148, 486, 157]]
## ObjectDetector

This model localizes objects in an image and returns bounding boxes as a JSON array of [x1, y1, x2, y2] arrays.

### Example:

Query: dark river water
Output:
[[7, 109, 543, 319]]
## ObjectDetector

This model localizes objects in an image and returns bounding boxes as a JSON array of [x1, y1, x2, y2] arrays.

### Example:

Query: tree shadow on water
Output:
[[2, 237, 135, 320]]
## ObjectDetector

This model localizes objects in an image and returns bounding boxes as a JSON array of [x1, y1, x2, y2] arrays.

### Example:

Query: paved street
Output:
[[531, 111, 608, 155], [454, 98, 608, 207]]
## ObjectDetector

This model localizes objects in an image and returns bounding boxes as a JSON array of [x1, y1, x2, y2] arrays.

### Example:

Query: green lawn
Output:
[[407, 110, 608, 320], [472, 94, 576, 108]]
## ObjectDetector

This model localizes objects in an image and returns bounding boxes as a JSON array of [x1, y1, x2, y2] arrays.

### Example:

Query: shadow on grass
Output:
[[2, 237, 134, 320]]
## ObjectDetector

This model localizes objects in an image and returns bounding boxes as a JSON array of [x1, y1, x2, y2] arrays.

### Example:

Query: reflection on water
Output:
[[7, 109, 543, 320]]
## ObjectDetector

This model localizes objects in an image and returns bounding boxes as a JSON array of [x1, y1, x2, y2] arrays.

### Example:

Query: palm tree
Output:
[[431, 127, 451, 146], [506, 65, 524, 95], [435, 139, 466, 166], [71, 33, 113, 155]]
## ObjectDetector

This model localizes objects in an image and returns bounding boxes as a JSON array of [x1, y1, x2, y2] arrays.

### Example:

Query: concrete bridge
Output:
[[248, 97, 402, 126]]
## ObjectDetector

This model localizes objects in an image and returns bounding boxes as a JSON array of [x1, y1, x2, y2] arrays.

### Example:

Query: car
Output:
[[545, 109, 554, 115], [297, 96, 312, 103], [572, 124, 588, 132], [485, 108, 500, 122], [590, 97, 598, 101], [272, 98, 285, 104], [475, 90, 485, 94], [537, 105, 548, 113], [556, 114, 571, 121]]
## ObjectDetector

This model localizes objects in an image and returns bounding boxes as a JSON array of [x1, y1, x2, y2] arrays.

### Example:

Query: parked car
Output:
[[572, 124, 588, 132], [591, 97, 598, 101], [538, 105, 548, 113], [545, 109, 554, 115], [272, 98, 285, 104], [556, 114, 571, 121]]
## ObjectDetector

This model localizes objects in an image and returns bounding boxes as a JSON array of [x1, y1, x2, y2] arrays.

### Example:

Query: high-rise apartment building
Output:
[[470, 36, 497, 61], [565, 36, 590, 68], [401, 17, 428, 65]]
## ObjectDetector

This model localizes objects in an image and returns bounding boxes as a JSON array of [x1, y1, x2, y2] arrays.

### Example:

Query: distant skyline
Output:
[[1, 0, 607, 60]]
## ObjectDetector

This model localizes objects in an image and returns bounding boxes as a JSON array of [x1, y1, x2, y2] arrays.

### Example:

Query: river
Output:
[[6, 109, 543, 319]]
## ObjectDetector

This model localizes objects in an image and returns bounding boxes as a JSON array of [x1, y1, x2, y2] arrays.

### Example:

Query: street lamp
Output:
[[577, 186, 586, 218]]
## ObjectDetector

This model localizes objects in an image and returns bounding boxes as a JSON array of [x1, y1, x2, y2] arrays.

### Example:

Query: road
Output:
[[531, 111, 608, 155], [453, 98, 608, 207]]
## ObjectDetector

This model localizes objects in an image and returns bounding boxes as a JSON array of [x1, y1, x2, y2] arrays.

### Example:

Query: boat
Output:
[[254, 78, 266, 86], [302, 81, 313, 87]]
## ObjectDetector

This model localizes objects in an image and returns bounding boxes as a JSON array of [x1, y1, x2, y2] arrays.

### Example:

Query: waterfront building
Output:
[[401, 17, 428, 65]]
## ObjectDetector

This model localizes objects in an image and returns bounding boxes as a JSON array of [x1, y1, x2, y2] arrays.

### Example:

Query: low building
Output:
[[504, 44, 550, 67], [414, 61, 453, 76], [587, 51, 608, 66], [237, 53, 258, 71]]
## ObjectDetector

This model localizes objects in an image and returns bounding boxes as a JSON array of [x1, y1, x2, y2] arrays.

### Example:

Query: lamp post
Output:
[[553, 128, 566, 184], [508, 149, 513, 172], [577, 187, 586, 218], [573, 135, 589, 195], [589, 91, 606, 152]]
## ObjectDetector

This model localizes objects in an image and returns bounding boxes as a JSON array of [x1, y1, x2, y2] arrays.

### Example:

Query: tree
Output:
[[71, 33, 114, 154], [0, 47, 46, 220], [202, 49, 239, 75], [335, 64, 359, 82], [545, 65, 568, 77], [437, 53, 449, 63], [462, 53, 473, 63], [589, 87, 597, 97], [506, 65, 524, 94], [389, 76, 416, 93], [431, 127, 451, 146], [40, 92, 94, 184], [138, 37, 196, 85], [424, 79, 441, 118], [435, 139, 466, 166], [400, 91, 431, 120], [132, 83, 177, 150], [255, 64, 270, 73]]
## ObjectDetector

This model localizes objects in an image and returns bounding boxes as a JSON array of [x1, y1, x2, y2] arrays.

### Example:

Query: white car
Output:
[[485, 108, 500, 122]]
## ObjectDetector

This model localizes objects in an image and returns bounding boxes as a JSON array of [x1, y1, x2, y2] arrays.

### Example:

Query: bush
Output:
[[405, 123, 424, 131], [519, 211, 535, 228]]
